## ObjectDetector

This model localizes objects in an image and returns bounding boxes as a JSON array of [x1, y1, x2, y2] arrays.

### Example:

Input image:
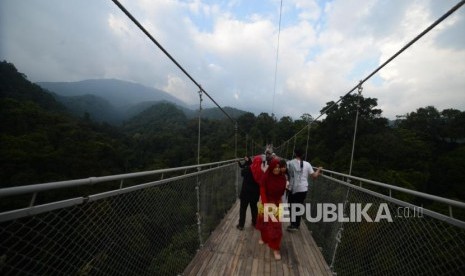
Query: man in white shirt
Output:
[[287, 149, 322, 231]]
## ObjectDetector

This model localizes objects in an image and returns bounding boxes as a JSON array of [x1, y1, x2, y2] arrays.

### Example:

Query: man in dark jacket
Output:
[[237, 156, 260, 230]]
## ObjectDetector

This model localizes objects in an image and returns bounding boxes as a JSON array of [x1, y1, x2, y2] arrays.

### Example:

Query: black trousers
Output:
[[288, 191, 308, 228], [238, 195, 258, 227]]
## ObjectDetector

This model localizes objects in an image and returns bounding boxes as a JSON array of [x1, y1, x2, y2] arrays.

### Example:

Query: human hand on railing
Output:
[[312, 167, 323, 179]]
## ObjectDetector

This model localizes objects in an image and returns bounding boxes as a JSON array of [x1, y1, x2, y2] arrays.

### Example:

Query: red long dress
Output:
[[255, 158, 286, 250]]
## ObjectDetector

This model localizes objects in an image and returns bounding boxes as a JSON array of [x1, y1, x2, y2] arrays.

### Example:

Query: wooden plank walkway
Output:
[[183, 200, 332, 276]]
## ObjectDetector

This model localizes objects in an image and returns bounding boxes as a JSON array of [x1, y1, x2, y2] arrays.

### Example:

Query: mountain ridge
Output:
[[38, 78, 248, 124], [37, 78, 187, 109]]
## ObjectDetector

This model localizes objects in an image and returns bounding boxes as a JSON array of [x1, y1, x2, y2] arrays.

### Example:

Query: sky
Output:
[[1, 0, 464, 120]]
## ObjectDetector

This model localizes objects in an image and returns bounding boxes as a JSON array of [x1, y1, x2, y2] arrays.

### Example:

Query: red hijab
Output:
[[260, 158, 286, 203], [251, 155, 265, 184]]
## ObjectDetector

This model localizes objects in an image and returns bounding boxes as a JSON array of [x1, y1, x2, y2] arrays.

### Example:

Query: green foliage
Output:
[[0, 97, 127, 188], [148, 226, 197, 275], [2, 60, 464, 203], [0, 61, 64, 112], [2, 60, 465, 275], [432, 145, 465, 200]]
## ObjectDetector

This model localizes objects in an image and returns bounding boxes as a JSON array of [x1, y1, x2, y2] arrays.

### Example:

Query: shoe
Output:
[[236, 224, 244, 231], [286, 225, 298, 232]]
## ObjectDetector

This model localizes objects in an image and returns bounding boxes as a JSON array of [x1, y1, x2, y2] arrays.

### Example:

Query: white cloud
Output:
[[0, 0, 463, 121], [163, 74, 197, 103], [234, 91, 240, 100], [108, 13, 130, 36]]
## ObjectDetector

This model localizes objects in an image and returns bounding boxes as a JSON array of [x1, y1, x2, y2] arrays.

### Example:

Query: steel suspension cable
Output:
[[110, 0, 236, 124], [276, 0, 465, 149]]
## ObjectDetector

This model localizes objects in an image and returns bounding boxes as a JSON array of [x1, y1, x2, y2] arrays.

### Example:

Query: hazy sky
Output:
[[1, 0, 464, 120]]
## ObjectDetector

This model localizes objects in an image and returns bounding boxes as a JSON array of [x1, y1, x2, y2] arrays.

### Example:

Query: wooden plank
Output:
[[289, 226, 314, 275], [283, 226, 300, 275], [250, 229, 261, 275], [264, 241, 271, 275], [270, 251, 277, 275], [307, 233, 332, 273], [186, 203, 239, 275], [296, 227, 319, 273], [239, 228, 255, 275], [257, 239, 266, 275], [225, 229, 244, 275], [183, 200, 332, 276], [302, 225, 332, 275], [186, 245, 214, 275]]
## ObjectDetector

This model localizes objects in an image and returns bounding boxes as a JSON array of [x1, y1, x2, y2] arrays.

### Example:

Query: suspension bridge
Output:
[[1, 158, 464, 275], [1, 0, 465, 275]]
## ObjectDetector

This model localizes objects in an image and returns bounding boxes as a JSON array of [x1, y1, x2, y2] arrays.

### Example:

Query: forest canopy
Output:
[[1, 60, 464, 202]]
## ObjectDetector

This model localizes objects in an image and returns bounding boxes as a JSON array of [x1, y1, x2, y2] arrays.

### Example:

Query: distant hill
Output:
[[200, 106, 248, 120], [182, 106, 247, 120], [54, 94, 123, 124], [37, 79, 248, 124], [37, 79, 187, 110], [122, 103, 247, 134], [123, 102, 188, 135], [37, 79, 190, 125], [0, 61, 129, 186], [0, 62, 65, 112], [124, 100, 190, 120]]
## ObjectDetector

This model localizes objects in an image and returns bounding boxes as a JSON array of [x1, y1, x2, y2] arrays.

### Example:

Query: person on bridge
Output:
[[287, 148, 322, 232], [250, 146, 274, 185], [256, 157, 287, 261], [236, 156, 260, 230]]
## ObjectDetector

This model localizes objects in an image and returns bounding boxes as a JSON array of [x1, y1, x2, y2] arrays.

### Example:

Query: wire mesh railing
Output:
[[307, 169, 465, 276], [0, 160, 240, 275], [2, 160, 464, 275]]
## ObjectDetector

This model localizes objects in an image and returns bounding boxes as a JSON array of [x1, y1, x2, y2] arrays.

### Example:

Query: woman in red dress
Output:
[[255, 158, 287, 260]]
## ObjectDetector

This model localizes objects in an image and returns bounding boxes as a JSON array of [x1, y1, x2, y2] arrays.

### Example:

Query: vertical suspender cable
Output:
[[245, 133, 249, 156], [234, 122, 238, 159], [349, 83, 363, 176], [271, 0, 283, 117], [245, 134, 248, 156], [305, 124, 310, 161], [251, 140, 254, 156], [197, 90, 203, 167], [285, 141, 289, 160], [330, 82, 363, 271], [234, 122, 239, 197], [196, 90, 203, 248], [292, 136, 297, 157]]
